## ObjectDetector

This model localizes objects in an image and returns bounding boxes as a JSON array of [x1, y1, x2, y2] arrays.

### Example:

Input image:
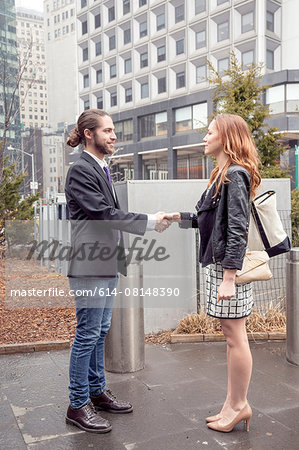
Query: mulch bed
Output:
[[0, 258, 76, 345], [0, 257, 171, 346]]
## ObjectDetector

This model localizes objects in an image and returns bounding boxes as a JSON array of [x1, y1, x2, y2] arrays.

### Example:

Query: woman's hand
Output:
[[217, 269, 237, 303], [163, 212, 181, 222]]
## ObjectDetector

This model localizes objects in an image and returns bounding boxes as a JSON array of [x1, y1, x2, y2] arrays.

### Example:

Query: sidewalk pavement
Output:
[[0, 341, 298, 450]]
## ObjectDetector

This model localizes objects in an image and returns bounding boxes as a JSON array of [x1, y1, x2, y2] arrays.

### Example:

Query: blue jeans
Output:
[[68, 276, 118, 409]]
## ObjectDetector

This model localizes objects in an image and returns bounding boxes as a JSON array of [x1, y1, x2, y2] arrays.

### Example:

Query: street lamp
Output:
[[7, 145, 37, 195]]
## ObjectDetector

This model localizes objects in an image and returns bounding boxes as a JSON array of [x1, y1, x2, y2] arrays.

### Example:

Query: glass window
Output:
[[266, 49, 274, 69], [115, 120, 133, 141], [176, 72, 185, 89], [242, 50, 254, 68], [95, 13, 101, 29], [139, 112, 167, 138], [196, 30, 206, 49], [175, 103, 207, 133], [82, 20, 87, 35], [84, 99, 89, 110], [175, 106, 192, 132], [110, 64, 116, 78], [218, 57, 229, 75], [193, 103, 208, 129], [110, 92, 117, 107], [175, 4, 185, 23], [95, 41, 102, 56], [81, 0, 87, 8], [139, 0, 146, 6], [140, 21, 147, 38], [141, 82, 149, 98], [115, 121, 123, 141], [155, 112, 167, 136], [176, 39, 184, 55], [124, 28, 131, 44], [217, 21, 229, 41], [157, 45, 166, 62], [158, 77, 166, 93], [157, 13, 165, 31], [217, 0, 227, 4], [124, 119, 133, 140], [83, 74, 89, 88], [266, 85, 284, 114], [97, 95, 103, 109], [96, 69, 102, 83], [82, 47, 88, 61], [125, 87, 132, 102], [196, 64, 206, 83], [140, 52, 148, 68], [241, 11, 254, 33], [195, 0, 206, 14], [108, 6, 115, 22], [109, 35, 116, 50], [286, 84, 299, 112], [139, 114, 155, 138], [123, 0, 130, 15], [266, 11, 274, 32], [124, 58, 132, 73]]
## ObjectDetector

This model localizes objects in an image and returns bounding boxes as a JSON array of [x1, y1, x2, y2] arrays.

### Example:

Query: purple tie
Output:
[[103, 166, 113, 186], [103, 166, 120, 242]]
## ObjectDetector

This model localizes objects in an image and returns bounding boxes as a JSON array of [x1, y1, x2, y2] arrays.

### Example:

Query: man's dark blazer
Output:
[[65, 151, 148, 278]]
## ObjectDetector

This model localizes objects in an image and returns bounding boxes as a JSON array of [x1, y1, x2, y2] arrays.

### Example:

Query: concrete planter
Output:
[[170, 331, 286, 343]]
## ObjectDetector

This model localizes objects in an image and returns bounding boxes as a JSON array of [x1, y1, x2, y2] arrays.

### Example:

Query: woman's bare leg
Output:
[[218, 317, 252, 420]]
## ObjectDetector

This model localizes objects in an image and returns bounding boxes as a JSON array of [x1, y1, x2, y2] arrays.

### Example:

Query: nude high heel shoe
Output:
[[205, 413, 222, 423], [207, 403, 252, 433]]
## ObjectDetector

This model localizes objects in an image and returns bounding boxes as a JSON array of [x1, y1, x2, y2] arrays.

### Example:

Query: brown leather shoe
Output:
[[66, 402, 112, 433], [91, 389, 133, 414]]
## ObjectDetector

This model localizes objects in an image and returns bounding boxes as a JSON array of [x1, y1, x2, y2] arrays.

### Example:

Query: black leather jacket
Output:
[[180, 164, 251, 270]]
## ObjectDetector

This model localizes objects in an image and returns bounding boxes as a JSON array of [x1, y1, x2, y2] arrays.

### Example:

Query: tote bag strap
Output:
[[251, 202, 271, 250]]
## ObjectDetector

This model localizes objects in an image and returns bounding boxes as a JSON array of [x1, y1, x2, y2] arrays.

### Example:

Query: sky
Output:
[[15, 0, 44, 13]]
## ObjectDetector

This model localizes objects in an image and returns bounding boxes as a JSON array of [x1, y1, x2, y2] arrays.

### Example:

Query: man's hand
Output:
[[154, 212, 171, 233]]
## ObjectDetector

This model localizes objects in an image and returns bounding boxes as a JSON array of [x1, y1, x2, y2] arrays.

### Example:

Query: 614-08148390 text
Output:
[[8, 287, 180, 298]]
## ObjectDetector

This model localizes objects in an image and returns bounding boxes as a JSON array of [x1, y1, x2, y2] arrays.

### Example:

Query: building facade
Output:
[[42, 130, 66, 194], [76, 0, 299, 182], [21, 128, 44, 195], [43, 0, 79, 130], [16, 7, 48, 130], [0, 0, 21, 157]]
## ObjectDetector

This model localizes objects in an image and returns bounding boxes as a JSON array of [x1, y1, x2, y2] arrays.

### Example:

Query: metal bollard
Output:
[[286, 248, 299, 366], [104, 261, 145, 373]]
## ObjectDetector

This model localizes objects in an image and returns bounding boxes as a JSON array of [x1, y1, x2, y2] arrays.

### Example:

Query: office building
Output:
[[44, 0, 78, 130], [0, 0, 21, 157], [16, 7, 48, 130], [77, 0, 299, 181]]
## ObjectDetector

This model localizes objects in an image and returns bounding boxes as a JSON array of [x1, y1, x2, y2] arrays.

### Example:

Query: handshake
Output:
[[154, 212, 181, 233]]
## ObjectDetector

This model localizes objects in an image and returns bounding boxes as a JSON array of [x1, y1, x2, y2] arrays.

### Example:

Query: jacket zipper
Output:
[[211, 229, 216, 263]]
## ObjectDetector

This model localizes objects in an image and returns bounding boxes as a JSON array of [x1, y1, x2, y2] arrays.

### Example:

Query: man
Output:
[[64, 109, 170, 433]]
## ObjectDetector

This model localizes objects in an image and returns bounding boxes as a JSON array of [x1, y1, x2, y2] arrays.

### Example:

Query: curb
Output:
[[0, 340, 70, 355], [170, 332, 286, 343]]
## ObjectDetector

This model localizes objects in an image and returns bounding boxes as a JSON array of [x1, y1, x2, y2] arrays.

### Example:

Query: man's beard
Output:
[[94, 135, 114, 155]]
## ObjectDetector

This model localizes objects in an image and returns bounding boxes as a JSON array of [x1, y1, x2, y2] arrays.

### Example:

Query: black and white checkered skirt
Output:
[[205, 262, 254, 319]]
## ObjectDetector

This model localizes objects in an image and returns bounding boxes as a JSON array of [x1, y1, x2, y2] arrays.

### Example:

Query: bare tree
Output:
[[0, 32, 38, 181]]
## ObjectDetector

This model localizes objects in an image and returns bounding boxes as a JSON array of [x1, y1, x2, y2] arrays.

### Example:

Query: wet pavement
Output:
[[0, 341, 298, 449]]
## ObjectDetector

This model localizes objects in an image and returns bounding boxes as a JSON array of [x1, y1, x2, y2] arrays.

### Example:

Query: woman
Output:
[[169, 114, 261, 433]]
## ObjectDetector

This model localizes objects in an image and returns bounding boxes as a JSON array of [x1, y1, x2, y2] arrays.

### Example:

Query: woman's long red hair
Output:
[[207, 114, 261, 200]]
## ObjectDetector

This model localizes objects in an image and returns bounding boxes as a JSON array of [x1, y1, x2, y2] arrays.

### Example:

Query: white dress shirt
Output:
[[83, 150, 156, 230]]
